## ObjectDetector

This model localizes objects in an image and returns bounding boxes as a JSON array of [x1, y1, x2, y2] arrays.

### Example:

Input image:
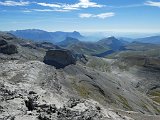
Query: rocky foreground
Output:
[[0, 61, 133, 120], [0, 32, 160, 120]]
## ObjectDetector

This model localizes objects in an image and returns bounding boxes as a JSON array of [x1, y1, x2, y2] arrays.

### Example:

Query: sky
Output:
[[0, 0, 160, 34]]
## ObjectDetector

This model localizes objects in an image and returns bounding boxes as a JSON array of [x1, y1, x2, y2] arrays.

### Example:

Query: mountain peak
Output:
[[98, 36, 118, 43], [65, 37, 79, 41], [97, 36, 124, 51], [107, 36, 117, 40], [57, 37, 80, 47]]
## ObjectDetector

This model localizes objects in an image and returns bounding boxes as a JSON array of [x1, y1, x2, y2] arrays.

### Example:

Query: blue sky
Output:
[[0, 0, 160, 33]]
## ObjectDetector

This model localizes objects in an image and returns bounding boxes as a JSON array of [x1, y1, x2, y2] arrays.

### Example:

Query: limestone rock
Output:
[[43, 49, 76, 69], [0, 44, 18, 55], [0, 40, 8, 46]]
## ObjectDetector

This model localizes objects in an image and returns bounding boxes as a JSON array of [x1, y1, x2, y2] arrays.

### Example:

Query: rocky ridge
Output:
[[0, 32, 160, 120]]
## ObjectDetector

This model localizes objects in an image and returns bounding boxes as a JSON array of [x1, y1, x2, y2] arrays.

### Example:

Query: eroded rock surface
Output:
[[43, 49, 87, 69], [0, 32, 160, 120], [0, 39, 18, 55]]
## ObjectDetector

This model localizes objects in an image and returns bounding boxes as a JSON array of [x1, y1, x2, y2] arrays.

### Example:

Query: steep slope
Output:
[[0, 32, 160, 120], [0, 32, 132, 120], [0, 60, 135, 120], [96, 36, 125, 50], [107, 42, 160, 59], [58, 36, 126, 56], [68, 41, 110, 55], [92, 37, 127, 57], [55, 36, 110, 55]]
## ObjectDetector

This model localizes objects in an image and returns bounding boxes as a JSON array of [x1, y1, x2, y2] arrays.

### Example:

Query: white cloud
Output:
[[96, 12, 115, 19], [145, 1, 160, 7], [37, 3, 61, 8], [32, 9, 55, 12], [53, 9, 71, 12], [0, 0, 105, 12], [72, 0, 104, 8], [22, 9, 70, 13], [22, 10, 32, 13], [79, 13, 93, 18], [33, 9, 70, 12], [36, 0, 104, 11], [0, 0, 30, 6], [79, 12, 115, 19]]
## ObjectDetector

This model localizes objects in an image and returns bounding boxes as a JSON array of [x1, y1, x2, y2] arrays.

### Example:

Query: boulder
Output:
[[0, 40, 7, 46], [43, 49, 76, 69], [0, 38, 18, 55], [0, 44, 18, 55]]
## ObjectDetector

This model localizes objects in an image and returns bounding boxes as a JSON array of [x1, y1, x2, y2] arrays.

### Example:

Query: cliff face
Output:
[[43, 49, 76, 69]]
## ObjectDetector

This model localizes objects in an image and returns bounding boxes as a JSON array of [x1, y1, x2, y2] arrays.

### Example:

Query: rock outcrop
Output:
[[43, 49, 88, 68], [0, 40, 18, 55], [0, 40, 7, 46], [43, 49, 77, 68]]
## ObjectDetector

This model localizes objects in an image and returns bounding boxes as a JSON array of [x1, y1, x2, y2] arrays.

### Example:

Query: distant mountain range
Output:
[[56, 36, 127, 57], [56, 37, 108, 55], [9, 29, 160, 45], [134, 36, 160, 44], [119, 36, 160, 44], [9, 29, 83, 43], [7, 29, 160, 58], [57, 36, 160, 57]]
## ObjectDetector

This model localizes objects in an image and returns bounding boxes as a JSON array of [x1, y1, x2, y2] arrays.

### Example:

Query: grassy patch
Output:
[[152, 104, 160, 114], [148, 90, 160, 104], [70, 77, 110, 104], [70, 77, 90, 98], [87, 58, 110, 72], [117, 95, 133, 111], [140, 102, 150, 112], [149, 91, 160, 97], [152, 97, 160, 104], [74, 85, 90, 98]]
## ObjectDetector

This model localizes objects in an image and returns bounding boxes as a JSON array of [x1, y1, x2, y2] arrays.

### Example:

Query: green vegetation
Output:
[[152, 104, 160, 114], [70, 76, 110, 104], [149, 90, 160, 97], [140, 102, 150, 112], [148, 90, 160, 104], [152, 97, 160, 104], [117, 95, 133, 110], [86, 57, 111, 72], [68, 42, 110, 55], [70, 77, 89, 98], [74, 84, 90, 98]]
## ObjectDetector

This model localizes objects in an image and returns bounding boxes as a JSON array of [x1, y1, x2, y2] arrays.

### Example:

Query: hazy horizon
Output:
[[2, 28, 160, 39]]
